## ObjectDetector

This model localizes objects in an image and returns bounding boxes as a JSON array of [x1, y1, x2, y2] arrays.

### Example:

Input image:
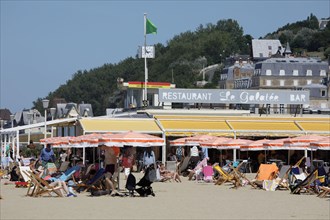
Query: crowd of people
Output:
[[2, 142, 329, 199]]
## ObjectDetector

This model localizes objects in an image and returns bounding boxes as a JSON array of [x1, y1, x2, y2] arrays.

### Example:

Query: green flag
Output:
[[146, 18, 157, 34]]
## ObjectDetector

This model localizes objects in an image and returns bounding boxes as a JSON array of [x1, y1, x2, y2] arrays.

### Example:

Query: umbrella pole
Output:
[[117, 157, 120, 191], [83, 147, 85, 165]]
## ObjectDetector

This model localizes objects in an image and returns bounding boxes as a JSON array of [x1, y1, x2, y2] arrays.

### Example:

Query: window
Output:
[[306, 69, 312, 76], [293, 80, 299, 86], [266, 69, 272, 76], [279, 69, 285, 76], [321, 90, 326, 97], [280, 104, 285, 114], [293, 70, 299, 76], [280, 80, 285, 86], [266, 80, 272, 86], [320, 70, 326, 76], [306, 80, 312, 85], [268, 46, 272, 50]]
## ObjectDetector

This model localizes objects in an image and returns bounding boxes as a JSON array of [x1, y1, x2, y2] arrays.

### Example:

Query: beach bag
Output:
[[91, 189, 109, 197], [147, 167, 161, 182]]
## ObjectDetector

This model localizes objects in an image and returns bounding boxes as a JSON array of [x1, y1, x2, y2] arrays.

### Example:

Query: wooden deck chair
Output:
[[290, 169, 318, 194], [45, 163, 58, 176], [58, 161, 70, 172], [178, 156, 191, 175], [16, 165, 32, 188], [230, 163, 257, 189], [252, 163, 279, 188], [24, 171, 64, 197], [76, 168, 106, 193], [202, 166, 214, 182], [166, 161, 177, 173], [213, 163, 240, 188], [49, 165, 81, 182], [275, 165, 291, 190], [317, 186, 330, 198], [0, 170, 4, 199]]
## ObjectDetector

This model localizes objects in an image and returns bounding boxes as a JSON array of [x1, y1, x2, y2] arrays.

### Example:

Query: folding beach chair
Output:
[[317, 186, 330, 198], [24, 170, 64, 197], [76, 168, 106, 193], [252, 163, 279, 189], [276, 165, 291, 190], [178, 156, 191, 175], [49, 165, 81, 182], [202, 165, 214, 182], [166, 161, 177, 173], [213, 163, 240, 188], [290, 169, 318, 194]]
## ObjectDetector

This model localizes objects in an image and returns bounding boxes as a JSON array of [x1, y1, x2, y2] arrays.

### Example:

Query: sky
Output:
[[1, 0, 329, 114]]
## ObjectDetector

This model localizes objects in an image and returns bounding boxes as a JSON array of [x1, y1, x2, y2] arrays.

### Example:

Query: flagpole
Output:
[[144, 13, 148, 107]]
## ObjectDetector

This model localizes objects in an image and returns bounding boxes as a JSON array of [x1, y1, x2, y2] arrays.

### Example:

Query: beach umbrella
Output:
[[40, 136, 74, 148], [310, 137, 330, 150], [184, 134, 218, 146], [284, 135, 326, 157], [240, 139, 270, 151], [169, 137, 187, 147], [212, 138, 252, 162], [98, 131, 165, 147], [263, 138, 291, 150], [199, 137, 232, 149]]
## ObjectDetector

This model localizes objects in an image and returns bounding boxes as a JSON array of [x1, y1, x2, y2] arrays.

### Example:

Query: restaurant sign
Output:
[[158, 89, 309, 104]]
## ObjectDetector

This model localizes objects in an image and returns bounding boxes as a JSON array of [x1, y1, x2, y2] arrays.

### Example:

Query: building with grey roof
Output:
[[250, 57, 329, 114]]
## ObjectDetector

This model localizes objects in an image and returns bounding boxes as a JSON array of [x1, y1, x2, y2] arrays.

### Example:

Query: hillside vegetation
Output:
[[33, 14, 330, 116]]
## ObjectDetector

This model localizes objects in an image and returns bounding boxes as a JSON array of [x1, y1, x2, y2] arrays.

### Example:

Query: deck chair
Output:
[[275, 165, 291, 190], [202, 166, 214, 182], [230, 163, 257, 189], [24, 171, 64, 197], [317, 186, 330, 198], [16, 166, 32, 188], [58, 161, 70, 172], [252, 164, 279, 189], [290, 169, 318, 194], [76, 168, 106, 193], [178, 156, 191, 175], [166, 161, 177, 173], [49, 165, 81, 182], [44, 162, 58, 176], [213, 163, 240, 188]]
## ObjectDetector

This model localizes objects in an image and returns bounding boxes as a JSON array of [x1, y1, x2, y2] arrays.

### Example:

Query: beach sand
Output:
[[0, 173, 329, 220]]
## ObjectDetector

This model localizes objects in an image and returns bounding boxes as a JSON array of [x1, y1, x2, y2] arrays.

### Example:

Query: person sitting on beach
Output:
[[32, 166, 76, 197], [159, 163, 181, 182], [187, 157, 209, 181]]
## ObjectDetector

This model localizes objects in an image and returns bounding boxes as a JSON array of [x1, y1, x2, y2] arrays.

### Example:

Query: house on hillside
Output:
[[251, 39, 283, 61], [319, 18, 329, 30], [251, 57, 329, 114]]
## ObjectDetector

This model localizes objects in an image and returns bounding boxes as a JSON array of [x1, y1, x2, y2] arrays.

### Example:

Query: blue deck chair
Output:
[[49, 165, 81, 182], [76, 168, 106, 193]]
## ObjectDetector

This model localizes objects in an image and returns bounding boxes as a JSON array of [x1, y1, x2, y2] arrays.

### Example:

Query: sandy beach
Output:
[[0, 172, 329, 220]]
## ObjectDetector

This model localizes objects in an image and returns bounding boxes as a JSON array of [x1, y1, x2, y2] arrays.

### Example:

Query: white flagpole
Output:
[[144, 13, 148, 107]]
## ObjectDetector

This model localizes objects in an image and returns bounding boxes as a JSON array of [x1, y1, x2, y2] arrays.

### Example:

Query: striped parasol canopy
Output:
[[169, 137, 187, 146], [199, 137, 232, 149], [184, 134, 218, 146], [310, 136, 330, 150], [98, 131, 165, 147], [283, 135, 326, 150], [40, 136, 74, 148], [240, 139, 270, 151], [215, 138, 253, 150], [263, 138, 291, 150]]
